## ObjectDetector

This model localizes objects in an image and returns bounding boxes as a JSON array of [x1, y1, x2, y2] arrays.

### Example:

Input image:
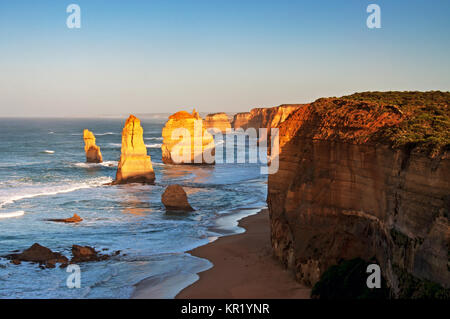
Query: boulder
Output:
[[6, 243, 68, 267], [114, 115, 155, 184], [83, 129, 103, 163], [161, 185, 194, 211], [71, 245, 109, 263], [161, 110, 215, 164]]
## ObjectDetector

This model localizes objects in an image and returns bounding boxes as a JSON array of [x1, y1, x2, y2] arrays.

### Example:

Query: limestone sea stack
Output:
[[203, 112, 232, 134], [267, 92, 450, 297], [83, 129, 103, 163], [161, 110, 215, 164], [114, 115, 155, 184], [161, 184, 194, 211]]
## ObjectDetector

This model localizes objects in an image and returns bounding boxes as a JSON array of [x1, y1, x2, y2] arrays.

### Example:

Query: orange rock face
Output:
[[114, 115, 155, 184], [83, 129, 103, 163], [203, 112, 231, 134], [161, 110, 215, 164], [267, 97, 450, 294]]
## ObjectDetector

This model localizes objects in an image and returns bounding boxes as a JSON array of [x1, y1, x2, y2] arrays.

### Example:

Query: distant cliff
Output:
[[267, 92, 450, 297], [232, 105, 301, 130], [203, 112, 231, 134]]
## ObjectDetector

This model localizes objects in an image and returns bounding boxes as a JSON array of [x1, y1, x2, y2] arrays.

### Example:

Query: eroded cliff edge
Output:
[[267, 92, 450, 297], [232, 104, 301, 130]]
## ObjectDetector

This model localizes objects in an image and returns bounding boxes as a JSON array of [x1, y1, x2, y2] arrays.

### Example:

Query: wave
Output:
[[108, 143, 122, 148], [144, 137, 163, 141], [96, 132, 119, 136], [0, 176, 112, 209], [146, 143, 162, 148], [74, 161, 118, 168], [0, 211, 25, 219], [42, 150, 55, 154]]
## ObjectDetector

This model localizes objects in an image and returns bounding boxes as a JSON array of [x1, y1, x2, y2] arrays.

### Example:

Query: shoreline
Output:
[[151, 209, 309, 299]]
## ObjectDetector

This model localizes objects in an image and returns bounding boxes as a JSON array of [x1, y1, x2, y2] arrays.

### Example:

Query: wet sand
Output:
[[175, 209, 311, 299]]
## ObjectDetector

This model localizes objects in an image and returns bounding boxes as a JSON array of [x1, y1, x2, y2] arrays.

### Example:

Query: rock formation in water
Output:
[[5, 243, 68, 268], [232, 104, 300, 130], [47, 214, 83, 223], [267, 92, 450, 297], [161, 110, 215, 164], [204, 112, 232, 134], [161, 184, 194, 211], [114, 115, 155, 184], [83, 129, 103, 163], [70, 245, 114, 263]]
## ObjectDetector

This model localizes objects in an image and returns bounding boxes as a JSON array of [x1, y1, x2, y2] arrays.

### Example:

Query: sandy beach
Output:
[[175, 209, 311, 299]]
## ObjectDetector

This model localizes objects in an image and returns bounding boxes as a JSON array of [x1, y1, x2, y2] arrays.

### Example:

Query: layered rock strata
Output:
[[267, 95, 450, 296]]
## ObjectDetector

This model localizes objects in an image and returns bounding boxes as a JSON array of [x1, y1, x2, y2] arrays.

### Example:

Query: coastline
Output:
[[133, 209, 310, 299]]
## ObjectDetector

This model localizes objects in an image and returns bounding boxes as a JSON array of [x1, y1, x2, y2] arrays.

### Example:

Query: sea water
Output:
[[0, 117, 267, 298]]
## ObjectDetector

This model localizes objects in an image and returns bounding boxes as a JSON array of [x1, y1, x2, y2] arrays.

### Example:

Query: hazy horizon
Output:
[[1, 0, 449, 117]]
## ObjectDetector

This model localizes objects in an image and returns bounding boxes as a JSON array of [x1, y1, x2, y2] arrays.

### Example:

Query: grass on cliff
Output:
[[340, 91, 450, 156]]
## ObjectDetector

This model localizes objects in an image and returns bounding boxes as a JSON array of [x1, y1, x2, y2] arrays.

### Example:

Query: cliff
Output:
[[203, 112, 232, 134], [232, 104, 301, 130], [83, 129, 103, 163], [267, 92, 450, 297], [161, 110, 215, 164], [114, 115, 155, 184]]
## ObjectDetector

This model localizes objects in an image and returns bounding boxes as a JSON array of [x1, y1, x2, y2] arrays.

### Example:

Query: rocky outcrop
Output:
[[161, 185, 194, 211], [232, 105, 300, 130], [70, 245, 113, 263], [114, 115, 155, 184], [267, 94, 450, 297], [161, 110, 215, 164], [83, 129, 103, 163], [46, 214, 83, 223], [5, 243, 68, 268], [204, 112, 232, 133]]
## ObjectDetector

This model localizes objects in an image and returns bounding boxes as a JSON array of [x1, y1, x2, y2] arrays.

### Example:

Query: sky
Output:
[[0, 0, 449, 117]]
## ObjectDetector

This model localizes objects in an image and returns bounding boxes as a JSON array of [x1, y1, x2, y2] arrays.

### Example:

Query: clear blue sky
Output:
[[0, 0, 449, 117]]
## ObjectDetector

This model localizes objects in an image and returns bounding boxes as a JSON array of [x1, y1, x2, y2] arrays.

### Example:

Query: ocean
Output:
[[0, 117, 267, 298]]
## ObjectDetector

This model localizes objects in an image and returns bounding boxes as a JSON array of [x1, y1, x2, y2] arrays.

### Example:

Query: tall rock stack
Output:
[[203, 112, 231, 134], [83, 129, 103, 163], [161, 110, 215, 164], [114, 115, 155, 184]]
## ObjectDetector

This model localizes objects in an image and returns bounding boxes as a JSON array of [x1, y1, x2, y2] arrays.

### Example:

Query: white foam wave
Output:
[[0, 211, 25, 219], [0, 176, 112, 209], [96, 132, 118, 136], [146, 143, 162, 148], [144, 137, 163, 141], [43, 150, 55, 154], [108, 143, 122, 148], [74, 161, 118, 168]]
